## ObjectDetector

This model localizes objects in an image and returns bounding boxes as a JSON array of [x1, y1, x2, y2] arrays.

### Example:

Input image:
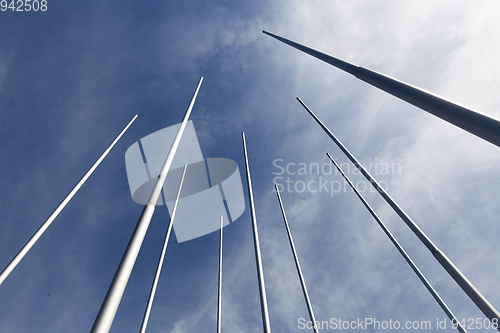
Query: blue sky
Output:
[[1, 1, 500, 332]]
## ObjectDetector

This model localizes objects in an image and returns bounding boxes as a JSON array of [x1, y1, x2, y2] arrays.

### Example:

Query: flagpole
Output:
[[0, 114, 138, 287], [90, 77, 203, 333], [242, 132, 272, 333], [327, 154, 467, 333], [296, 97, 500, 328], [274, 185, 319, 333], [263, 30, 500, 148], [217, 215, 223, 333], [139, 164, 188, 333]]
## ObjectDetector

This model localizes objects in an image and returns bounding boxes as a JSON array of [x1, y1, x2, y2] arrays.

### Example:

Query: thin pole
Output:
[[327, 154, 467, 333], [139, 164, 188, 333], [242, 132, 271, 333], [263, 30, 500, 148], [274, 185, 319, 333], [217, 215, 223, 333], [90, 77, 203, 333], [0, 114, 138, 287], [297, 97, 500, 328]]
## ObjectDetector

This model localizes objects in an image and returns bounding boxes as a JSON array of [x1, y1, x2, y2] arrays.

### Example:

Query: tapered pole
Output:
[[297, 97, 500, 328], [0, 114, 138, 287], [263, 30, 500, 148], [217, 215, 223, 333], [139, 164, 188, 333], [274, 185, 319, 333], [242, 132, 271, 333], [327, 154, 467, 333], [90, 77, 203, 333]]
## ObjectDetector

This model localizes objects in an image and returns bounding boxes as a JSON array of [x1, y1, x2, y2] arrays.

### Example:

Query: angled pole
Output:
[[90, 77, 203, 333], [217, 215, 223, 333], [274, 185, 319, 333], [327, 154, 467, 333], [139, 164, 188, 333], [297, 97, 500, 328], [0, 114, 138, 287], [242, 132, 271, 333], [263, 30, 500, 148]]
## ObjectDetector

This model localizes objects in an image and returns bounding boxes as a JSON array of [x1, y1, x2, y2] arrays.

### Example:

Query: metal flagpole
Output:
[[274, 185, 319, 333], [217, 215, 223, 333], [262, 30, 500, 148], [327, 154, 467, 333], [139, 164, 188, 333], [242, 132, 272, 333], [90, 77, 203, 333], [0, 114, 138, 287], [296, 97, 500, 328]]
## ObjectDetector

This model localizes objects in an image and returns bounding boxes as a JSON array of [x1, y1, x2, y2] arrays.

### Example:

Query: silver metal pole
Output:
[[242, 132, 272, 333], [263, 30, 500, 148], [0, 114, 138, 287], [327, 154, 467, 333], [217, 215, 223, 333], [139, 164, 188, 333], [296, 97, 500, 328], [90, 77, 203, 333], [274, 185, 319, 333]]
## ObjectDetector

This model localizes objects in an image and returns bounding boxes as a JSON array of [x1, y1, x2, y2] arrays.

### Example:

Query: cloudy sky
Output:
[[1, 1, 500, 332]]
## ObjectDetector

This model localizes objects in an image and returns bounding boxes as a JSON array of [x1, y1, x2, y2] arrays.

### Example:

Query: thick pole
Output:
[[263, 30, 500, 148], [139, 164, 188, 333], [217, 215, 223, 333], [90, 77, 203, 333], [327, 154, 467, 333], [297, 97, 500, 328], [274, 185, 319, 333], [242, 132, 271, 333], [0, 114, 138, 287]]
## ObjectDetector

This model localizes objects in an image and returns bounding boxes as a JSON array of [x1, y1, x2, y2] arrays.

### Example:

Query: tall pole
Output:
[[139, 164, 188, 333], [242, 132, 272, 333], [327, 154, 467, 333], [274, 185, 319, 333], [297, 97, 500, 328], [263, 30, 500, 148], [90, 77, 203, 333], [0, 114, 138, 287], [217, 215, 223, 333]]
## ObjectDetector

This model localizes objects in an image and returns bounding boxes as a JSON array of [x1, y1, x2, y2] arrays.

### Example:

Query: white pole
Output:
[[217, 215, 223, 333], [139, 164, 188, 333], [274, 185, 319, 333], [90, 77, 203, 333], [242, 132, 271, 333], [327, 153, 467, 333], [0, 114, 138, 286], [298, 97, 500, 328], [263, 30, 500, 148]]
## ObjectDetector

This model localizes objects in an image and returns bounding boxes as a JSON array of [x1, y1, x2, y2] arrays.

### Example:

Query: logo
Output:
[[125, 121, 245, 242]]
